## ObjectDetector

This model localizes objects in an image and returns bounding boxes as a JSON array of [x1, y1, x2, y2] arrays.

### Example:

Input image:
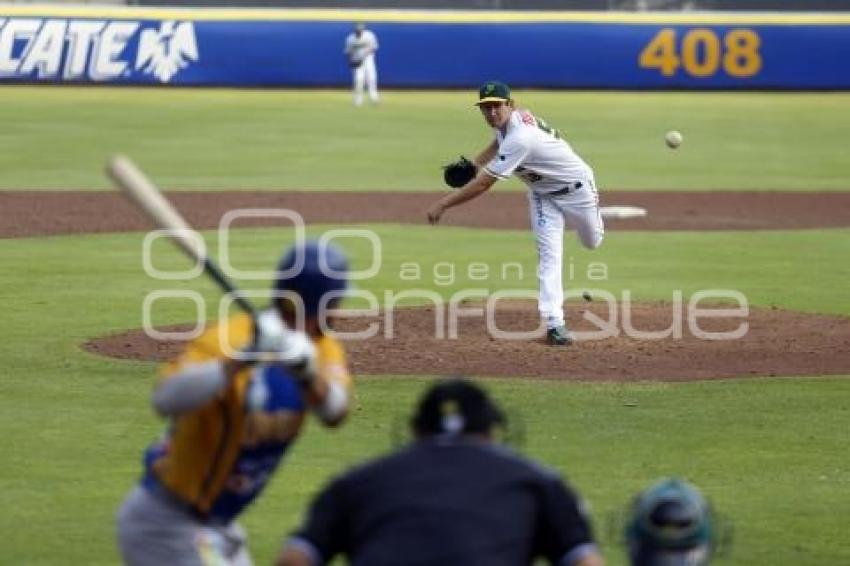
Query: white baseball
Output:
[[665, 130, 683, 149]]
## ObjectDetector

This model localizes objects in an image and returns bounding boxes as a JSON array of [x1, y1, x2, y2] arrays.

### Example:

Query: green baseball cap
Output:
[[475, 81, 512, 105]]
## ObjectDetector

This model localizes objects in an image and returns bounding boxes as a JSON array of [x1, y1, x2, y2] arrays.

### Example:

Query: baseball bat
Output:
[[106, 155, 258, 319]]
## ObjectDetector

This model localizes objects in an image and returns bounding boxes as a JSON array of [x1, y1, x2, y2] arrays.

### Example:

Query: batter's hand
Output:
[[247, 310, 317, 379], [427, 202, 445, 225]]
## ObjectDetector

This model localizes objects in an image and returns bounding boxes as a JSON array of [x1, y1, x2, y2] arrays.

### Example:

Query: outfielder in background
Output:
[[428, 81, 604, 346], [343, 22, 380, 107], [276, 378, 604, 566], [116, 240, 354, 565]]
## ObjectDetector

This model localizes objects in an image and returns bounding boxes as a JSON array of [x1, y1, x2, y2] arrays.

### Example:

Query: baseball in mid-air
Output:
[[665, 130, 683, 149]]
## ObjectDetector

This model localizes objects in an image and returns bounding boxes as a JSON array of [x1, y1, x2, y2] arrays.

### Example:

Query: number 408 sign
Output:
[[639, 28, 762, 79]]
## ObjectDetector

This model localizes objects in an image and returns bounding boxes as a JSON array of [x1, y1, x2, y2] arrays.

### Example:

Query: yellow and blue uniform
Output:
[[141, 313, 351, 523]]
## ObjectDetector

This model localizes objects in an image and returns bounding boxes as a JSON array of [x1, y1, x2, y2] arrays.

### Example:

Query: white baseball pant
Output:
[[352, 56, 379, 106], [528, 179, 604, 330], [117, 485, 253, 566]]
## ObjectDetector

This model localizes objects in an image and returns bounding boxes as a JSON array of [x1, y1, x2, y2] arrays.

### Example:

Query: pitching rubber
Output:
[[600, 205, 648, 219]]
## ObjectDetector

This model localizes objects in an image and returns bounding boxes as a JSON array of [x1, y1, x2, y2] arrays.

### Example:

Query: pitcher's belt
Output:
[[548, 181, 583, 196]]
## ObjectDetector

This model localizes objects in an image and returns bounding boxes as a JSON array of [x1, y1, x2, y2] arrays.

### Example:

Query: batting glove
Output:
[[246, 310, 318, 382]]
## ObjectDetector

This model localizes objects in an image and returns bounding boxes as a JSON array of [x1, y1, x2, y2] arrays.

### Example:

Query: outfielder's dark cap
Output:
[[412, 378, 505, 436], [475, 81, 512, 105]]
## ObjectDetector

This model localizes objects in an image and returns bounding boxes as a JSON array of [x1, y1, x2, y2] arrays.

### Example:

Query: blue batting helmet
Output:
[[273, 240, 349, 317], [626, 478, 713, 566]]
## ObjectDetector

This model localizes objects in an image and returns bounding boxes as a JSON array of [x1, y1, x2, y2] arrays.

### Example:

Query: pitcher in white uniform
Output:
[[427, 81, 604, 346], [343, 23, 379, 107]]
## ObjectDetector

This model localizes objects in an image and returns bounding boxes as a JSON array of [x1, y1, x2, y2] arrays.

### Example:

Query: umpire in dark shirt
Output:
[[277, 378, 604, 566]]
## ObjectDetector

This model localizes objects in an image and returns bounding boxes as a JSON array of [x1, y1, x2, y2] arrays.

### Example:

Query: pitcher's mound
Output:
[[84, 302, 850, 382]]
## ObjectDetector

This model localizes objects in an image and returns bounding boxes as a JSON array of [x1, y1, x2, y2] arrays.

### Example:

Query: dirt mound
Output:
[[84, 302, 850, 382]]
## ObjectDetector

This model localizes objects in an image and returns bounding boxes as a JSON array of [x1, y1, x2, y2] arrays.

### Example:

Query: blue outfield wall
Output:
[[0, 7, 849, 89]]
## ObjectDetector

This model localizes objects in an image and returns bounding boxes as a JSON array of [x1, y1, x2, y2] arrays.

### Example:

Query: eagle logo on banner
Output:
[[136, 21, 198, 83]]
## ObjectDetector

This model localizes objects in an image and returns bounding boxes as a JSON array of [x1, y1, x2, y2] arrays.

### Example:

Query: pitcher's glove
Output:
[[442, 156, 477, 189]]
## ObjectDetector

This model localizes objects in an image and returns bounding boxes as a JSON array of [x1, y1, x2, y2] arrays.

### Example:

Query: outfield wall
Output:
[[1, 6, 848, 89]]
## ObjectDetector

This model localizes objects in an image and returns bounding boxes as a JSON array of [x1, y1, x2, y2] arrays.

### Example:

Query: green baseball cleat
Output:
[[546, 326, 573, 346]]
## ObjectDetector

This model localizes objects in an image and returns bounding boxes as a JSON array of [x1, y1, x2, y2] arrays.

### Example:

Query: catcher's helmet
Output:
[[412, 378, 505, 437], [626, 478, 713, 566], [274, 239, 349, 317]]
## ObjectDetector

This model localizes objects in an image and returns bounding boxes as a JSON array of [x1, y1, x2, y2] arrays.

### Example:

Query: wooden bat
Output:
[[106, 155, 258, 319]]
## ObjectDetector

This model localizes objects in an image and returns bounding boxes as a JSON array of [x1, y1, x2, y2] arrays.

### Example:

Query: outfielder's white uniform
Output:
[[484, 109, 604, 330], [343, 29, 379, 106]]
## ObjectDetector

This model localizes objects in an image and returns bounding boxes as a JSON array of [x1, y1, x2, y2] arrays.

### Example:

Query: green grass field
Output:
[[0, 87, 849, 191], [1, 88, 849, 565]]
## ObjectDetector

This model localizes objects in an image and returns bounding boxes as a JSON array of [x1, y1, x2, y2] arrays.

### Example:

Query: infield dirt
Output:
[[2, 190, 850, 238]]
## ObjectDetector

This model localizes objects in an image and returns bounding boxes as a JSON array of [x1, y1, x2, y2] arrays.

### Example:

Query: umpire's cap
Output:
[[626, 478, 713, 566], [412, 378, 505, 436], [274, 239, 349, 317]]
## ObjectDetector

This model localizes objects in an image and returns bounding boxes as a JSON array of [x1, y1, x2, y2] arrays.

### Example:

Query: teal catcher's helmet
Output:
[[626, 478, 713, 566]]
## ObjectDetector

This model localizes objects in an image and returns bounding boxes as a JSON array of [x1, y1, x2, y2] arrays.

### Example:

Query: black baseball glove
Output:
[[442, 156, 477, 189]]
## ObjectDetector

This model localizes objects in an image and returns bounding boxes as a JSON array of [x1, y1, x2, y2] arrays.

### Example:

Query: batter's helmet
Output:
[[412, 378, 505, 437], [274, 240, 349, 317], [625, 478, 714, 566]]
